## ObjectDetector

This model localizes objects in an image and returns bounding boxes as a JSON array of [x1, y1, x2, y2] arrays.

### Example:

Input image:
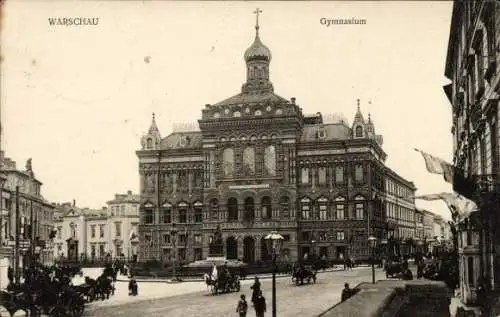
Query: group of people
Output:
[[235, 276, 267, 317]]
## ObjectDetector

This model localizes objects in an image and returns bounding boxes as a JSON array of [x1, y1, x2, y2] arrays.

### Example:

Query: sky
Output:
[[1, 1, 454, 219]]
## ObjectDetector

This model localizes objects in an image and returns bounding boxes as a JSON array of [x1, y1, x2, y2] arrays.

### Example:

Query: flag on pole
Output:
[[414, 148, 454, 184], [413, 192, 478, 221]]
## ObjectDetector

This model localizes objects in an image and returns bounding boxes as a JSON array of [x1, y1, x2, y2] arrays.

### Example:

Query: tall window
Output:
[[355, 164, 364, 183], [194, 202, 203, 223], [178, 202, 187, 223], [162, 203, 172, 224], [144, 203, 154, 224], [336, 231, 345, 240], [99, 225, 105, 238], [301, 167, 309, 184], [178, 170, 188, 192], [355, 126, 363, 137], [91, 225, 96, 238], [317, 197, 328, 220], [334, 197, 345, 220], [301, 198, 311, 220], [318, 167, 327, 185], [227, 198, 238, 221], [115, 222, 121, 237], [261, 196, 272, 219], [280, 196, 290, 218], [244, 197, 255, 221], [354, 196, 365, 219], [264, 145, 276, 176], [243, 147, 256, 175], [210, 199, 219, 220], [223, 148, 234, 177], [335, 166, 344, 184]]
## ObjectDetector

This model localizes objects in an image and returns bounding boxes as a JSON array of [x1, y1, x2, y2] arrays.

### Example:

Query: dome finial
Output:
[[253, 8, 262, 37], [152, 112, 155, 121], [357, 98, 360, 111]]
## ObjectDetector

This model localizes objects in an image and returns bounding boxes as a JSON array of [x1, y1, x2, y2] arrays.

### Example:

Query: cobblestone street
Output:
[[84, 267, 387, 317]]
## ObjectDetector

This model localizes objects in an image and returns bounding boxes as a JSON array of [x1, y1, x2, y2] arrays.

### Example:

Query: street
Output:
[[83, 266, 387, 317]]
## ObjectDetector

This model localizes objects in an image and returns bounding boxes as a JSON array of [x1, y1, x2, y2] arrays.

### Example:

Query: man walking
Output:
[[254, 290, 267, 317], [236, 294, 248, 317]]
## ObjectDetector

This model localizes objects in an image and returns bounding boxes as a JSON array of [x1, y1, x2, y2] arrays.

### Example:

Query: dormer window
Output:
[[213, 112, 220, 118], [146, 138, 152, 149], [355, 126, 363, 138], [233, 111, 241, 117], [318, 130, 326, 139], [255, 110, 262, 116]]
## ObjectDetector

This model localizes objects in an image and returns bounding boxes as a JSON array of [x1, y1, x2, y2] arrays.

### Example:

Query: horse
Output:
[[292, 265, 317, 285]]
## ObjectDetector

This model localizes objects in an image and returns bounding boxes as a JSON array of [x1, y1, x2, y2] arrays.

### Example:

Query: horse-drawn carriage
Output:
[[291, 263, 317, 285], [203, 266, 241, 295]]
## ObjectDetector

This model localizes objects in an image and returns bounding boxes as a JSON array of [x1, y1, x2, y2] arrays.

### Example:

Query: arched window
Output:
[[227, 198, 238, 221], [210, 199, 219, 220], [317, 197, 328, 220], [355, 126, 363, 137], [261, 196, 272, 219], [354, 196, 365, 219], [143, 202, 154, 224], [244, 197, 255, 221], [300, 198, 311, 220], [162, 202, 172, 224], [280, 196, 290, 218], [264, 145, 276, 176], [334, 197, 345, 220], [243, 147, 255, 175], [147, 138, 152, 149], [223, 148, 234, 177], [335, 166, 344, 184], [178, 202, 188, 223]]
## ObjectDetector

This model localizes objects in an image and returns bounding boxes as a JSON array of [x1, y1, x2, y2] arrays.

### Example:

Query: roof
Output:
[[107, 194, 140, 205], [213, 91, 288, 107], [300, 123, 351, 142], [161, 132, 203, 150]]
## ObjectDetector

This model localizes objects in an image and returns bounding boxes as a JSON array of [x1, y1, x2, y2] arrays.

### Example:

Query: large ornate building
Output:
[[137, 14, 417, 263], [443, 0, 499, 304]]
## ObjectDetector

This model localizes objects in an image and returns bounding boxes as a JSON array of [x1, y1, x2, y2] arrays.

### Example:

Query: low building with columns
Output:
[[136, 13, 416, 263]]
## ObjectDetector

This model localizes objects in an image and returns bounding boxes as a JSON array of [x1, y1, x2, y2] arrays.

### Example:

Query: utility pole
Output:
[[14, 186, 20, 284]]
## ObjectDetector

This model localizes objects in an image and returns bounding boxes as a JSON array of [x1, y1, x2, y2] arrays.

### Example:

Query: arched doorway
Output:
[[226, 236, 238, 260], [261, 237, 271, 262], [243, 236, 255, 263]]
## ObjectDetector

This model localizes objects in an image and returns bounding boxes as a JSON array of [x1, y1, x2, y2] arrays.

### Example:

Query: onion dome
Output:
[[244, 9, 271, 62], [244, 32, 272, 62]]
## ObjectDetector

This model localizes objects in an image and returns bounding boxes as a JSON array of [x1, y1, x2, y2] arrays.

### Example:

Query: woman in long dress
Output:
[[250, 276, 261, 304]]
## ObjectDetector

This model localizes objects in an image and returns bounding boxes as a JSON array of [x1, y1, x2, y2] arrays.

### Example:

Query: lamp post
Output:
[[368, 235, 377, 284], [170, 223, 178, 280], [264, 231, 284, 317]]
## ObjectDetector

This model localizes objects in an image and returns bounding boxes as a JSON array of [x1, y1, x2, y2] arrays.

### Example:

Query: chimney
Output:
[[73, 199, 76, 207], [291, 97, 296, 105], [127, 190, 132, 195]]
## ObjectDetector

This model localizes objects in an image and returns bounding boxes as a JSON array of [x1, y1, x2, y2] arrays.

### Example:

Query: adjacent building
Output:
[[0, 153, 55, 288], [52, 191, 140, 261], [443, 0, 500, 304], [136, 15, 418, 263]]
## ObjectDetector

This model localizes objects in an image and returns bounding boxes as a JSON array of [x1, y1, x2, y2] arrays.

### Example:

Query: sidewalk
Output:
[[118, 264, 348, 283]]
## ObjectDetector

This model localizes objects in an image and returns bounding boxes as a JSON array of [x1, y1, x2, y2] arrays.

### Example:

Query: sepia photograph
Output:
[[0, 1, 498, 316]]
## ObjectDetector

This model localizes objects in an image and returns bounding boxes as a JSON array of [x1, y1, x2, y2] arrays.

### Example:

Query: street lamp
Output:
[[368, 235, 377, 284], [264, 231, 284, 317], [170, 223, 178, 281]]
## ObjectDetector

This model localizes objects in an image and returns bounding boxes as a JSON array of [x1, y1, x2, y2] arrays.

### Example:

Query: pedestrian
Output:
[[253, 290, 266, 317], [236, 294, 248, 317], [250, 276, 261, 304], [128, 276, 138, 296], [7, 266, 13, 285], [341, 283, 352, 302]]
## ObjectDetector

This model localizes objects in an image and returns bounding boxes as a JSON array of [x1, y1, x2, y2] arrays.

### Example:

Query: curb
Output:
[[117, 266, 354, 283]]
